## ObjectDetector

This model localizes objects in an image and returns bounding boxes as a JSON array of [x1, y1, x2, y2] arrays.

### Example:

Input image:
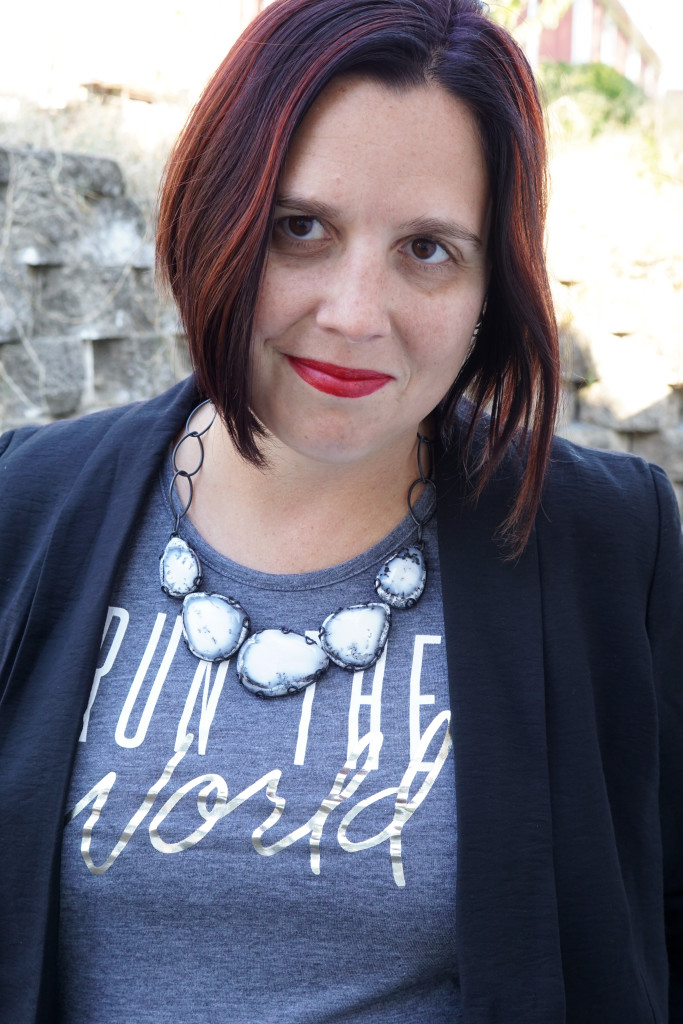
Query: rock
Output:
[[237, 630, 330, 697], [375, 546, 426, 609], [320, 603, 391, 670], [182, 592, 249, 663], [76, 197, 149, 267], [56, 151, 126, 199], [672, 483, 683, 517], [159, 536, 202, 598], [632, 427, 683, 481], [575, 334, 678, 433], [0, 147, 124, 200], [0, 150, 132, 270], [34, 265, 155, 340], [556, 382, 579, 432], [0, 335, 86, 418], [0, 266, 33, 343], [555, 421, 631, 453], [579, 382, 678, 433], [0, 146, 183, 430], [597, 273, 674, 339], [92, 333, 182, 406], [559, 319, 598, 385]]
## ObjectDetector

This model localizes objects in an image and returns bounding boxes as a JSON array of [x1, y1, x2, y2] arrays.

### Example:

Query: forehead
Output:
[[280, 76, 489, 234]]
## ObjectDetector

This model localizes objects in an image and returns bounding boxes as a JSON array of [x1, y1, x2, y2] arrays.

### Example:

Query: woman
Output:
[[1, 0, 681, 1021]]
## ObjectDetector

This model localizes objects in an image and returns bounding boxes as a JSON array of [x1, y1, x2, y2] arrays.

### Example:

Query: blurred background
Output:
[[0, 0, 681, 502]]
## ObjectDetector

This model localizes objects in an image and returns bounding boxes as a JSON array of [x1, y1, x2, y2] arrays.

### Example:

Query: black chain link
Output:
[[168, 399, 216, 534], [407, 433, 436, 545]]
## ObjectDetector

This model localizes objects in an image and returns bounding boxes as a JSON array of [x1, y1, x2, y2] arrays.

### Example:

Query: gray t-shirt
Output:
[[59, 464, 459, 1023]]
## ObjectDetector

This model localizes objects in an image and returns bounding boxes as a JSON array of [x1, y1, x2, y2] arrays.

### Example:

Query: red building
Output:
[[524, 0, 661, 97]]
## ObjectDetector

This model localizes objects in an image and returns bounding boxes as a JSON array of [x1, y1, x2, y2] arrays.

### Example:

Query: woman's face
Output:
[[250, 76, 490, 466]]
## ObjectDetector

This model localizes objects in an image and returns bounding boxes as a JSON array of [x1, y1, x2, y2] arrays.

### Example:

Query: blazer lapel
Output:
[[436, 445, 566, 1022]]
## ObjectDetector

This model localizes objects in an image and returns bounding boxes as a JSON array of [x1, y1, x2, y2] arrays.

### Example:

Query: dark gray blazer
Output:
[[1, 377, 682, 1024]]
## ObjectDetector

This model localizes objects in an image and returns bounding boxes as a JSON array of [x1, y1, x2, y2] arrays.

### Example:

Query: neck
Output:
[[175, 413, 427, 574]]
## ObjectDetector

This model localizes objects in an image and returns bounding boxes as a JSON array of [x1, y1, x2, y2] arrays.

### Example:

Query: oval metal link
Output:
[[407, 432, 436, 546], [169, 472, 194, 533], [169, 400, 215, 530], [416, 432, 432, 485], [172, 431, 206, 477]]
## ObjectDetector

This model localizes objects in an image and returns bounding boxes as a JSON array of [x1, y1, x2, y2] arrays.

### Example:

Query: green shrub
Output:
[[538, 61, 646, 133]]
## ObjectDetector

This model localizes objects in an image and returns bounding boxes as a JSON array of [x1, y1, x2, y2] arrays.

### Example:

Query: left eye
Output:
[[409, 238, 451, 264], [278, 216, 326, 240]]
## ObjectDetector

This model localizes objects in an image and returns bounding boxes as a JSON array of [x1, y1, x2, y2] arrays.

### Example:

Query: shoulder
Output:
[[1, 402, 138, 464], [440, 409, 672, 536], [535, 435, 681, 601], [0, 377, 201, 635], [542, 433, 672, 535], [439, 417, 678, 572], [544, 432, 660, 499], [0, 377, 199, 493]]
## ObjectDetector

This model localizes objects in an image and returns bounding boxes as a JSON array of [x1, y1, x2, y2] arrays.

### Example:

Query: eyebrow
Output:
[[400, 216, 483, 252], [275, 195, 343, 222], [275, 194, 483, 252]]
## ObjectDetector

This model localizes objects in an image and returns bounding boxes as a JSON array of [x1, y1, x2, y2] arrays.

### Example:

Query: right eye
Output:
[[276, 216, 327, 240]]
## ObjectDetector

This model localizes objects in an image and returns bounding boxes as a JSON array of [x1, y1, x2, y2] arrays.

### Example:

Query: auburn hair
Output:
[[157, 0, 559, 556]]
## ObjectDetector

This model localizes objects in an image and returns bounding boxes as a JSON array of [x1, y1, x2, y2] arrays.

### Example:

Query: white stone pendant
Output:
[[182, 592, 249, 662], [159, 535, 202, 598], [374, 545, 426, 609], [236, 628, 330, 698], [319, 602, 391, 670]]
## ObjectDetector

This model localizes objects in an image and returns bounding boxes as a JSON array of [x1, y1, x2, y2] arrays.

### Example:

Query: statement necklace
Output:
[[159, 401, 435, 698]]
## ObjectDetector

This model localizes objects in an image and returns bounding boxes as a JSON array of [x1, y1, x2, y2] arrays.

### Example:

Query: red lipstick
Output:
[[286, 356, 393, 398]]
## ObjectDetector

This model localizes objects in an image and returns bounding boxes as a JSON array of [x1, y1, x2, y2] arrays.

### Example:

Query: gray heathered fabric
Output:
[[59, 459, 460, 1024]]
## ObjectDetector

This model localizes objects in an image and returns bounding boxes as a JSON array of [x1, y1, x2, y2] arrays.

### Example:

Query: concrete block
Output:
[[0, 265, 33, 343], [0, 147, 124, 200], [57, 152, 125, 199], [576, 334, 678, 433], [672, 483, 683, 520], [597, 274, 672, 338], [558, 320, 598, 386], [76, 197, 149, 267], [0, 335, 86, 418], [555, 421, 631, 453], [1, 162, 80, 268], [92, 333, 183, 407], [632, 427, 683, 481], [1, 150, 134, 269], [579, 382, 678, 434], [556, 383, 578, 431], [34, 265, 155, 340]]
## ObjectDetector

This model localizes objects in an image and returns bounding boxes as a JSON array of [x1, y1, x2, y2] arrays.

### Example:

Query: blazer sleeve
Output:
[[647, 464, 683, 1017]]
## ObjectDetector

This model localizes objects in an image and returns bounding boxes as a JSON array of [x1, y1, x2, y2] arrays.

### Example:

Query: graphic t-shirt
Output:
[[59, 463, 460, 1023]]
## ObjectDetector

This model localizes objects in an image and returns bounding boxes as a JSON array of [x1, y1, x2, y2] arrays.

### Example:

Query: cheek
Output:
[[253, 263, 320, 339], [251, 282, 278, 340], [404, 303, 474, 372]]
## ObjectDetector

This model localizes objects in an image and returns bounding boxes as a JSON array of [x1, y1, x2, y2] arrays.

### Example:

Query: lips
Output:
[[286, 356, 393, 398]]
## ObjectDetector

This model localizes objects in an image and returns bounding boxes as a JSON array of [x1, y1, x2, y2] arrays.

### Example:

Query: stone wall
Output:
[[550, 131, 683, 509], [0, 146, 189, 428]]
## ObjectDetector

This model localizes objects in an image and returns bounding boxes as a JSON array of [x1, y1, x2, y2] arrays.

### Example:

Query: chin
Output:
[[252, 388, 428, 466], [268, 415, 418, 467]]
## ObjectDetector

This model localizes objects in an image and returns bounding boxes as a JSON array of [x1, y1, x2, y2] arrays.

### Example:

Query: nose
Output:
[[314, 247, 391, 344]]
